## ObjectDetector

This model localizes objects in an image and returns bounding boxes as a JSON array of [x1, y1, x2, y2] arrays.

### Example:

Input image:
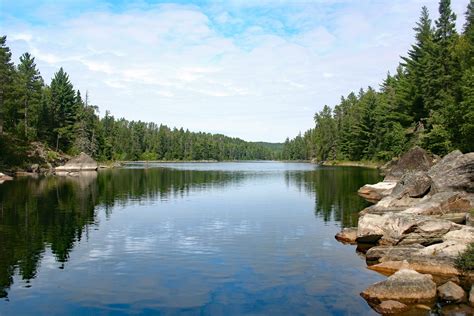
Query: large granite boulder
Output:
[[428, 150, 474, 193], [437, 281, 467, 303], [358, 181, 397, 203], [391, 171, 432, 199], [365, 244, 424, 265], [361, 269, 437, 305], [55, 152, 98, 173], [402, 192, 474, 217], [384, 147, 435, 181], [357, 213, 459, 246], [360, 195, 422, 215]]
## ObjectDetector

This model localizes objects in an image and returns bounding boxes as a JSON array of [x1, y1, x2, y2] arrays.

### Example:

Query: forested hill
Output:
[[283, 0, 474, 162], [0, 37, 281, 166]]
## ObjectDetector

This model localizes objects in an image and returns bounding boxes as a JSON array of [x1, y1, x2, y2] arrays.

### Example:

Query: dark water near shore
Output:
[[0, 162, 383, 315]]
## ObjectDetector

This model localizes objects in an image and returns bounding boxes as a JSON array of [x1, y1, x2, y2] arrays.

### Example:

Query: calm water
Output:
[[0, 162, 384, 315]]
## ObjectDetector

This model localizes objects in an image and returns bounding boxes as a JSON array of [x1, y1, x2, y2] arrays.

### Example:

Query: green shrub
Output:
[[455, 242, 474, 271]]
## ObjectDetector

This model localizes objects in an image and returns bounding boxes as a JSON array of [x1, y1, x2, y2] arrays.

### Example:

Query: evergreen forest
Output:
[[0, 40, 276, 165], [283, 0, 474, 161]]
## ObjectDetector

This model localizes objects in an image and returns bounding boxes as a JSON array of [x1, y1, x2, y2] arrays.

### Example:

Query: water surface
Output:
[[0, 162, 383, 315]]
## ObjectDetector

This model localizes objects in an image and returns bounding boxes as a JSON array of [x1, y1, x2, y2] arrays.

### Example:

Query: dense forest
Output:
[[0, 41, 277, 166], [283, 0, 474, 162]]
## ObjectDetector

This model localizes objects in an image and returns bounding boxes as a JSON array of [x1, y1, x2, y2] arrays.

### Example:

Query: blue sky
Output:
[[1, 0, 470, 142]]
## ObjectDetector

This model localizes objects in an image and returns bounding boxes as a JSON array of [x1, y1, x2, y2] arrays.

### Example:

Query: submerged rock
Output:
[[437, 281, 466, 303], [335, 227, 358, 244], [361, 269, 437, 305], [373, 300, 409, 314], [55, 152, 98, 173]]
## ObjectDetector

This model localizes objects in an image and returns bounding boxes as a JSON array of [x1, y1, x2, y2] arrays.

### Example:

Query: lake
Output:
[[0, 162, 384, 315]]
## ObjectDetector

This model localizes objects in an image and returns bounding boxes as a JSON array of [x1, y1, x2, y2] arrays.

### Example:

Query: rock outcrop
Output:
[[360, 269, 437, 305], [335, 147, 474, 314], [55, 152, 98, 173]]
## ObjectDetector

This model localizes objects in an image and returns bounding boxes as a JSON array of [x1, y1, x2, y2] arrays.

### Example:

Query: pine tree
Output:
[[401, 6, 434, 122], [0, 36, 14, 135], [50, 68, 77, 151], [15, 53, 43, 139]]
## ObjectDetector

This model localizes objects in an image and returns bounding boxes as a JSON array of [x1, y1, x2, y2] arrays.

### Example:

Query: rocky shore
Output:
[[335, 147, 474, 315]]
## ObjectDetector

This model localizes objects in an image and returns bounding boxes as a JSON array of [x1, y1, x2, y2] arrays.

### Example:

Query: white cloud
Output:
[[3, 1, 469, 142]]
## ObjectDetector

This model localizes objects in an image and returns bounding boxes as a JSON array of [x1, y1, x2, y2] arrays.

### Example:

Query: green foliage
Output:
[[455, 242, 474, 271], [0, 37, 280, 164], [284, 0, 474, 161]]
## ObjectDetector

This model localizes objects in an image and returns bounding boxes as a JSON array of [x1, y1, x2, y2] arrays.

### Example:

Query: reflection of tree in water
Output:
[[0, 168, 243, 298], [286, 167, 382, 228]]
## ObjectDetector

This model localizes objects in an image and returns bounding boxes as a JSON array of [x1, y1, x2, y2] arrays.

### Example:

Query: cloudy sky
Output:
[[1, 0, 469, 142]]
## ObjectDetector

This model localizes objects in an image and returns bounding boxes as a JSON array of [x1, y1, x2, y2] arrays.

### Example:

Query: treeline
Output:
[[0, 38, 274, 162], [283, 0, 474, 161]]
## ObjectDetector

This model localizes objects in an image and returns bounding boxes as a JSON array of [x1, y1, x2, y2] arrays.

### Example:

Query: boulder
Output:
[[442, 226, 474, 244], [0, 172, 13, 184], [437, 281, 466, 303], [384, 147, 435, 181], [428, 150, 474, 193], [365, 244, 424, 265], [417, 240, 467, 258], [360, 269, 437, 305], [360, 195, 422, 216], [404, 192, 474, 215], [397, 218, 458, 246], [358, 181, 397, 203], [357, 213, 459, 246], [335, 227, 357, 244], [55, 152, 98, 172], [391, 171, 432, 199], [373, 300, 409, 314], [368, 258, 460, 281]]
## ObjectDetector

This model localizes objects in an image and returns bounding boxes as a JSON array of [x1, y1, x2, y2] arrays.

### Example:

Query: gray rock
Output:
[[428, 150, 474, 193], [384, 147, 435, 181], [55, 152, 98, 172], [365, 244, 424, 265], [437, 281, 466, 303], [391, 171, 432, 199], [401, 192, 474, 220], [361, 269, 437, 305], [357, 213, 459, 246]]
